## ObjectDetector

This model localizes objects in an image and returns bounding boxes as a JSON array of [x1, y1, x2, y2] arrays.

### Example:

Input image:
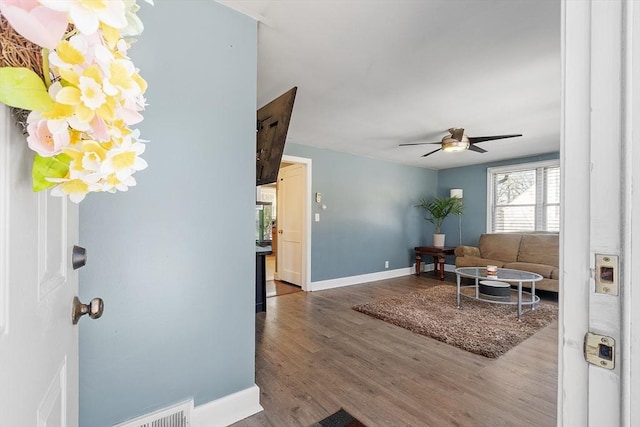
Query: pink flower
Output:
[[0, 0, 68, 50], [26, 111, 69, 156]]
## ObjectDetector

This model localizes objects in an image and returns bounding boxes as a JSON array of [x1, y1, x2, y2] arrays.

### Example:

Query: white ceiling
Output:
[[218, 0, 561, 170]]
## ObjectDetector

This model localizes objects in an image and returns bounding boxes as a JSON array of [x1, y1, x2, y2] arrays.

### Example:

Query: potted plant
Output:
[[416, 196, 464, 247]]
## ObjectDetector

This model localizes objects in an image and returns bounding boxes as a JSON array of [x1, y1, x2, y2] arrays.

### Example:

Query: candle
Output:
[[487, 265, 498, 276]]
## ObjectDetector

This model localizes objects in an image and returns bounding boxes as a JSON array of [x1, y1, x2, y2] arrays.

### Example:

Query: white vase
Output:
[[433, 233, 445, 247]]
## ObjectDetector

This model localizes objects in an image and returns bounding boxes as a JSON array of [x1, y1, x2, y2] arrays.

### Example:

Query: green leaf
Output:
[[32, 153, 71, 192], [0, 67, 53, 111]]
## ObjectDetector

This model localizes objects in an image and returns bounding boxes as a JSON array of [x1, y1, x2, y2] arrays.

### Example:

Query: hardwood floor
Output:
[[266, 280, 302, 298], [233, 273, 558, 427], [265, 254, 302, 297]]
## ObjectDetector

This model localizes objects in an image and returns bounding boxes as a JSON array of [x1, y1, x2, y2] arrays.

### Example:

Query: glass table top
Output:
[[455, 267, 543, 282]]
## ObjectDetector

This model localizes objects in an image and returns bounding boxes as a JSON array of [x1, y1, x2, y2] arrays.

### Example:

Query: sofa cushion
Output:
[[454, 245, 480, 257], [551, 268, 560, 280], [517, 234, 559, 266], [521, 277, 559, 293], [503, 262, 554, 279], [456, 256, 506, 268], [478, 233, 522, 263]]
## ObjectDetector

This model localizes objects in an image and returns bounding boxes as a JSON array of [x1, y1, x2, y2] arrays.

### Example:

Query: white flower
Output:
[[39, 0, 127, 35], [78, 76, 107, 110], [121, 0, 144, 36], [49, 33, 91, 71], [101, 134, 147, 180], [48, 173, 102, 203], [101, 172, 137, 193]]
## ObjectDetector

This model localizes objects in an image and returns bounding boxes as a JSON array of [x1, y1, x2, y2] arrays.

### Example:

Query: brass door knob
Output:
[[72, 296, 104, 325]]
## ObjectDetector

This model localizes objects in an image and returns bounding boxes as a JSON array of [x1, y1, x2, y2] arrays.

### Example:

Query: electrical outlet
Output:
[[384, 261, 389, 268]]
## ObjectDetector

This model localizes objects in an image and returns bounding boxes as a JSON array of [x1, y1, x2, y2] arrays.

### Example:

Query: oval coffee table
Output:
[[455, 267, 543, 320]]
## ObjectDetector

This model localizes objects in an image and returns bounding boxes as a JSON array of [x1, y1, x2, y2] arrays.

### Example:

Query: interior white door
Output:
[[276, 164, 304, 286], [0, 105, 79, 426]]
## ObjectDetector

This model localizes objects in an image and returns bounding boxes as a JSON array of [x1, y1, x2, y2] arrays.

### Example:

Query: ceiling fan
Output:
[[399, 128, 522, 157]]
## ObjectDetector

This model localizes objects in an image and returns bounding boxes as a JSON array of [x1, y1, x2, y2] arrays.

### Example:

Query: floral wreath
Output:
[[0, 0, 152, 203]]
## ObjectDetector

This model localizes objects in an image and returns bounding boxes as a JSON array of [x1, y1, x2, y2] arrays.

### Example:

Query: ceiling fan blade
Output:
[[468, 144, 487, 153], [449, 128, 465, 141], [398, 141, 441, 146], [468, 134, 522, 144], [422, 148, 442, 157]]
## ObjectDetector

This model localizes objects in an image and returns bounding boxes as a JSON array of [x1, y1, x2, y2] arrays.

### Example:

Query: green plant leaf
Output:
[[32, 153, 71, 192], [0, 67, 53, 111], [416, 196, 464, 233]]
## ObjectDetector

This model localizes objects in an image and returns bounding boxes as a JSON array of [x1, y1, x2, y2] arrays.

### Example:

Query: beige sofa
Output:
[[454, 233, 559, 293]]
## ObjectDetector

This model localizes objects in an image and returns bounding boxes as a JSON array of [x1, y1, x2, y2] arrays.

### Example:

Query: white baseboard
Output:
[[310, 266, 414, 291], [308, 263, 458, 292], [193, 384, 263, 427]]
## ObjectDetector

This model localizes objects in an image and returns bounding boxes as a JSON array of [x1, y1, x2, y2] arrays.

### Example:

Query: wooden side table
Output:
[[414, 246, 456, 280]]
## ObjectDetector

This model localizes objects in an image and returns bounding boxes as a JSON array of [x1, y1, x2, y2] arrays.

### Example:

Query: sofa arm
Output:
[[455, 245, 481, 257]]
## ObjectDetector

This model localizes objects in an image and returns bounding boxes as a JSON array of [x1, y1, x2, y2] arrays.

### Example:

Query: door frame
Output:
[[279, 155, 311, 291], [560, 0, 638, 425]]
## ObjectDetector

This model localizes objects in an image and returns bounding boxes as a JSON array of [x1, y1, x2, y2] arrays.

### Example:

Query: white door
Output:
[[0, 105, 80, 426], [276, 164, 304, 286]]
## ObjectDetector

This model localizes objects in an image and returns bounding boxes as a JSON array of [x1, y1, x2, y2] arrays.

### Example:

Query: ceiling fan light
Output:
[[442, 138, 469, 153]]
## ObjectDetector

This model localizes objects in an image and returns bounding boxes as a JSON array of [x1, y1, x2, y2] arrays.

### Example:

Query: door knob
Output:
[[72, 245, 87, 270], [72, 296, 104, 324]]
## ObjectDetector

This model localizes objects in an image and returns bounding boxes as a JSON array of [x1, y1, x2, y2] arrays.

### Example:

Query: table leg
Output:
[[456, 273, 461, 308], [431, 255, 438, 278], [438, 256, 445, 280], [475, 277, 479, 298], [517, 282, 523, 320], [415, 254, 422, 276], [531, 280, 536, 310]]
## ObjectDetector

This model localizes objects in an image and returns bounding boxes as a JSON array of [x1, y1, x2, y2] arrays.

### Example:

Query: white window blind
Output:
[[487, 161, 560, 233]]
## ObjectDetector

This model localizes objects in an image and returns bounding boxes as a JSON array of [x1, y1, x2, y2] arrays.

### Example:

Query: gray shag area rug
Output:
[[352, 285, 558, 358]]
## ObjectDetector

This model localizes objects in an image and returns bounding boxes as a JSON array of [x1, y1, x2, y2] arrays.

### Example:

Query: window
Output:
[[487, 160, 560, 233]]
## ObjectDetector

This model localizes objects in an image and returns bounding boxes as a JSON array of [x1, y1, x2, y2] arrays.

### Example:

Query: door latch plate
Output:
[[584, 332, 615, 369]]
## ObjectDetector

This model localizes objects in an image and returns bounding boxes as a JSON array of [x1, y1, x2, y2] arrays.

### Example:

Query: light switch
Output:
[[315, 213, 320, 222]]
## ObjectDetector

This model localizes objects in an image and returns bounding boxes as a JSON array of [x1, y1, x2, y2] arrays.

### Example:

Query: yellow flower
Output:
[[56, 40, 85, 66], [48, 174, 101, 203], [56, 66, 117, 123], [100, 131, 147, 180], [64, 140, 107, 173]]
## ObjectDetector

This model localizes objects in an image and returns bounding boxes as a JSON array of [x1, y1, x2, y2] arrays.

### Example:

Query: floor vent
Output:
[[113, 399, 193, 427]]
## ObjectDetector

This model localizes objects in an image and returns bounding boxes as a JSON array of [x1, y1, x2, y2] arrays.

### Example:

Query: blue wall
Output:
[[437, 152, 559, 247], [284, 144, 437, 282], [78, 3, 257, 426]]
